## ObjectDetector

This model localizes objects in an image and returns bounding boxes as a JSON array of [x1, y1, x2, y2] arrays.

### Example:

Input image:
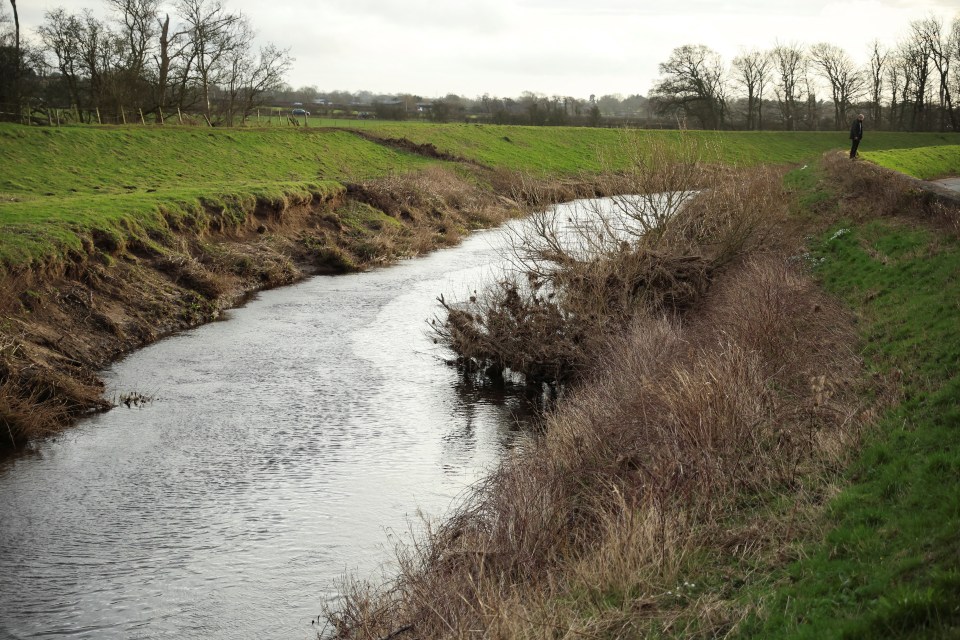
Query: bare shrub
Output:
[[436, 137, 788, 388]]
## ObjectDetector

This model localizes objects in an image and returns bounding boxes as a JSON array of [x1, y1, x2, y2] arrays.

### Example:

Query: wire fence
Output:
[[0, 102, 324, 127]]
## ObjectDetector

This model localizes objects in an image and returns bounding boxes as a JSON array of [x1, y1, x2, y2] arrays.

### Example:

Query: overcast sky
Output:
[[13, 0, 960, 98]]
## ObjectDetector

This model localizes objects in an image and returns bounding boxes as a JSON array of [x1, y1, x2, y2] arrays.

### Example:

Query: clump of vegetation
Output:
[[436, 136, 783, 388]]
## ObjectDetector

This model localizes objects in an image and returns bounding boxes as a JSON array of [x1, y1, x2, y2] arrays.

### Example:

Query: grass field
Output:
[[317, 119, 956, 173]]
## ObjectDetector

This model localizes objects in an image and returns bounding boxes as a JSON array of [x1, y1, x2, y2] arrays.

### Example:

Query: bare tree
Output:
[[176, 0, 243, 120], [9, 0, 18, 107], [887, 48, 912, 130], [76, 11, 121, 115], [901, 20, 934, 130], [952, 17, 960, 126], [732, 49, 770, 129], [38, 8, 86, 116], [770, 42, 805, 130], [809, 42, 865, 129], [108, 0, 158, 78], [914, 16, 955, 131], [801, 63, 820, 130], [651, 44, 728, 129], [153, 11, 195, 113], [221, 17, 289, 125], [868, 41, 887, 125]]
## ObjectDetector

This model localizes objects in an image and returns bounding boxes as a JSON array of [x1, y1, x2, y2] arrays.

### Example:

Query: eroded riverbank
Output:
[[0, 165, 601, 451]]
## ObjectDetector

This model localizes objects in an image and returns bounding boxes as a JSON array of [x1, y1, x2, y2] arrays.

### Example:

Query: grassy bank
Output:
[[863, 144, 960, 179], [732, 157, 960, 638], [318, 120, 954, 174]]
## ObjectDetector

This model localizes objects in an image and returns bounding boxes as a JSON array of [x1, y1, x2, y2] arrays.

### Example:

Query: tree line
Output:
[[1, 2, 958, 131], [0, 0, 291, 125], [651, 14, 960, 132]]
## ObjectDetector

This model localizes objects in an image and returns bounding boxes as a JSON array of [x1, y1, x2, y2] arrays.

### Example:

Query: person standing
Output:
[[849, 113, 865, 159]]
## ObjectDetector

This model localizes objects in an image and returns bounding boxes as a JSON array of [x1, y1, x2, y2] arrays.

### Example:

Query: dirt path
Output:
[[933, 176, 960, 192]]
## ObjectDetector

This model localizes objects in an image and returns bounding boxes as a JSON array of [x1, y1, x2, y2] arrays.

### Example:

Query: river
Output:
[[0, 216, 543, 639]]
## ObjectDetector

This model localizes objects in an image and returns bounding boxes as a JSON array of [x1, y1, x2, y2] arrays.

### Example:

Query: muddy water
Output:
[[0, 218, 542, 639]]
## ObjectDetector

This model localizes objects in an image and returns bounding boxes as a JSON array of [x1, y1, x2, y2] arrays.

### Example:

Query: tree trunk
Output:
[[156, 15, 171, 110], [10, 0, 20, 108]]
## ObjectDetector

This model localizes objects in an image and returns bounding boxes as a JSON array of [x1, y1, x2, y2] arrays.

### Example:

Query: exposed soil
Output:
[[0, 168, 558, 453]]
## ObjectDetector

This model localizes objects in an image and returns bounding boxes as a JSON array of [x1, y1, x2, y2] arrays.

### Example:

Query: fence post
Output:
[[257, 108, 260, 125], [158, 107, 164, 125], [177, 107, 183, 124], [96, 107, 102, 125], [139, 108, 146, 125], [121, 106, 127, 125]]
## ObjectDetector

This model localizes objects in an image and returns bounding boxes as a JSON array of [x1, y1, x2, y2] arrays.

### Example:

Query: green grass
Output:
[[0, 122, 956, 271], [0, 124, 436, 269], [863, 144, 960, 180], [735, 217, 960, 639], [0, 125, 435, 198], [314, 120, 956, 174]]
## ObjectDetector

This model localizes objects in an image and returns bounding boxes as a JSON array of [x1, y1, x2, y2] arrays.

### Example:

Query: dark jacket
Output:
[[850, 119, 863, 140]]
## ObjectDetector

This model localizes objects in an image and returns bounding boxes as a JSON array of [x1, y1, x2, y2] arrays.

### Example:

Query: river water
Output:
[[0, 217, 541, 639]]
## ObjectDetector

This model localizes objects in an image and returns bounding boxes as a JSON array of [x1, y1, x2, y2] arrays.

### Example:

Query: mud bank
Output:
[[0, 166, 610, 451]]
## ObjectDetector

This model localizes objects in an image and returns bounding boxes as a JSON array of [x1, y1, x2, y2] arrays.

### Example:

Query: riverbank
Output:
[[0, 158, 544, 450], [0, 126, 954, 445], [328, 149, 960, 638], [0, 124, 940, 451]]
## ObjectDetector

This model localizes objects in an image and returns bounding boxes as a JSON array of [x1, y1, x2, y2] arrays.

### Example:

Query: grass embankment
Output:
[[328, 142, 960, 637], [318, 120, 954, 174], [733, 155, 960, 638], [0, 124, 951, 272], [864, 144, 960, 180], [0, 125, 438, 269]]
